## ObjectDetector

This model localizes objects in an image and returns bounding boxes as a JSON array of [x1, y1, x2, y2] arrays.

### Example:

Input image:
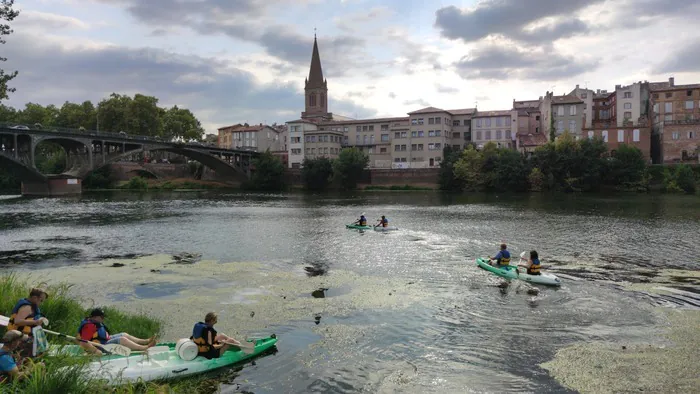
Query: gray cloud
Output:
[[655, 39, 700, 74], [3, 32, 376, 130], [436, 84, 458, 94], [403, 99, 430, 107], [454, 44, 599, 81], [434, 1, 602, 43], [388, 92, 396, 99]]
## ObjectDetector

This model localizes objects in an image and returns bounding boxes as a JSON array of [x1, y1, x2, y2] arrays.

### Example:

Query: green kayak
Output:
[[346, 224, 373, 230], [476, 258, 561, 286], [79, 335, 277, 384]]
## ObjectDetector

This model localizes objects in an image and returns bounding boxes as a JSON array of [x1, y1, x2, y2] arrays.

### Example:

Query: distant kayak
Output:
[[346, 224, 373, 230], [476, 258, 560, 286]]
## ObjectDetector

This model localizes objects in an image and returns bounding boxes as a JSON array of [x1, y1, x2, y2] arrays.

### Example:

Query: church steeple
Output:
[[302, 32, 329, 121]]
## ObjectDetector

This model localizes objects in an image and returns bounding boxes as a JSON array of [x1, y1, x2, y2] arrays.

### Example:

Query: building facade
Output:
[[650, 77, 700, 163], [217, 124, 284, 152], [471, 110, 515, 149]]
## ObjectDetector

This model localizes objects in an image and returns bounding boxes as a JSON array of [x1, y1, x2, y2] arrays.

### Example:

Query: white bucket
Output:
[[175, 338, 198, 361]]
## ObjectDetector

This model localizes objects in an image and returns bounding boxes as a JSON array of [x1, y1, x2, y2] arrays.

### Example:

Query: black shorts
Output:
[[199, 348, 222, 359]]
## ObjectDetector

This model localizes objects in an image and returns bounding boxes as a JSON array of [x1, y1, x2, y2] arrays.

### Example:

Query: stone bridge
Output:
[[0, 125, 259, 196]]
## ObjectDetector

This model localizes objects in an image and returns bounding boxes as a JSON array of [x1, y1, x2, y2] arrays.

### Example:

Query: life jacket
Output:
[[360, 216, 367, 225], [191, 322, 217, 354], [7, 299, 41, 336], [78, 319, 110, 345], [382, 218, 388, 227], [497, 250, 511, 266], [528, 258, 541, 275], [0, 348, 14, 382]]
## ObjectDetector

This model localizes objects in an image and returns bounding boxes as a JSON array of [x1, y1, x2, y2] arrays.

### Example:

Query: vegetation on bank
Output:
[[439, 133, 699, 194], [300, 148, 370, 191], [242, 151, 287, 192], [364, 185, 435, 191]]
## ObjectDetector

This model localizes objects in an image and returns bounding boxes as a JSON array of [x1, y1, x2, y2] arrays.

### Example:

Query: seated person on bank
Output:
[[77, 308, 156, 355], [191, 312, 253, 359], [489, 243, 511, 267], [7, 287, 50, 357], [0, 330, 30, 383]]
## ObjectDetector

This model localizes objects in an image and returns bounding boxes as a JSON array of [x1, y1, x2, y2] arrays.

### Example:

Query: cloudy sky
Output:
[[3, 0, 700, 133]]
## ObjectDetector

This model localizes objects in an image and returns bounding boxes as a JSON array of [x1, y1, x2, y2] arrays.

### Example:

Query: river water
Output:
[[1, 191, 699, 393]]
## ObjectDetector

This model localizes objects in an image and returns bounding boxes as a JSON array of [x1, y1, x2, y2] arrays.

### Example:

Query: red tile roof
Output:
[[518, 132, 548, 147]]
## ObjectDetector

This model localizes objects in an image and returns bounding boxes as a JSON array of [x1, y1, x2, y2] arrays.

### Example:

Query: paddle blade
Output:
[[101, 344, 132, 357]]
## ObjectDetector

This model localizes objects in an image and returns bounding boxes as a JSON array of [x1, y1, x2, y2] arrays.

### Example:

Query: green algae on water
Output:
[[541, 309, 700, 394]]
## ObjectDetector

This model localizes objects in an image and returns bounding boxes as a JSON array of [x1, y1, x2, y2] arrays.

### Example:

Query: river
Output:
[[1, 191, 699, 393]]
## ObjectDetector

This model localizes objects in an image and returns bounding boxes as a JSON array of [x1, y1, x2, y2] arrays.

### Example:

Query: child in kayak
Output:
[[78, 308, 157, 355], [521, 250, 541, 275], [191, 312, 253, 359], [489, 243, 511, 267], [353, 213, 367, 226]]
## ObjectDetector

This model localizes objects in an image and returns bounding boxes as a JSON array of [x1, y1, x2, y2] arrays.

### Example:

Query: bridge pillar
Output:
[[21, 176, 82, 197]]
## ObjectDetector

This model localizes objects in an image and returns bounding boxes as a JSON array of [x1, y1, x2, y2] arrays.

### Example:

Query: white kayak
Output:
[[374, 226, 398, 232], [81, 336, 277, 385]]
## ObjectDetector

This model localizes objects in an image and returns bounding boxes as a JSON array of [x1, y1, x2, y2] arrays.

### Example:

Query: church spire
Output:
[[306, 34, 325, 89]]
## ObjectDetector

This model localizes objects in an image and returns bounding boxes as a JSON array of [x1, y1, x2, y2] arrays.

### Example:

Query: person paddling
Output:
[[375, 215, 389, 228], [353, 213, 367, 226], [519, 250, 541, 275], [489, 243, 511, 267], [77, 308, 156, 355], [191, 312, 253, 359]]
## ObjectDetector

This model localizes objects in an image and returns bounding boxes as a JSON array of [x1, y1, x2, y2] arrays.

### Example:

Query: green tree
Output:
[[332, 147, 369, 190], [453, 145, 484, 191], [608, 144, 646, 186], [301, 156, 334, 191], [162, 105, 204, 141], [17, 102, 59, 127], [56, 100, 96, 129], [127, 94, 162, 136], [549, 113, 556, 142], [0, 0, 19, 101], [0, 102, 17, 121], [249, 150, 286, 191], [439, 145, 465, 191], [528, 167, 545, 191], [96, 93, 132, 132], [674, 164, 697, 194], [491, 148, 529, 192]]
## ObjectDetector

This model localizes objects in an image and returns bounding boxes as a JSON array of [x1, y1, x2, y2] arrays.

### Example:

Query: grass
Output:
[[363, 184, 435, 191], [0, 275, 225, 393]]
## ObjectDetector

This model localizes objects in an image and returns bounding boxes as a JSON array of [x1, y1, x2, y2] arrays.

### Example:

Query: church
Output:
[[285, 36, 478, 169]]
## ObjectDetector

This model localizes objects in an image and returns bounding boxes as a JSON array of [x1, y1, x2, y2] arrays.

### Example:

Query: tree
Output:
[[491, 149, 529, 192], [453, 145, 484, 191], [17, 103, 59, 127], [332, 148, 369, 190], [674, 164, 697, 194], [607, 144, 646, 186], [127, 94, 162, 136], [249, 150, 286, 191], [56, 100, 96, 129], [0, 102, 17, 121], [162, 105, 204, 141], [0, 0, 19, 101], [97, 93, 132, 132], [549, 113, 556, 142], [301, 157, 334, 191], [439, 146, 464, 191]]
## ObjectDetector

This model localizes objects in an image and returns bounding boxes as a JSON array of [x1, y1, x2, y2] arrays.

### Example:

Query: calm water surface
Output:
[[1, 191, 699, 393]]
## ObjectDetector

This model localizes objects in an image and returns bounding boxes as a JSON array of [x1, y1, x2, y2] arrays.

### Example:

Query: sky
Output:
[[3, 0, 700, 134]]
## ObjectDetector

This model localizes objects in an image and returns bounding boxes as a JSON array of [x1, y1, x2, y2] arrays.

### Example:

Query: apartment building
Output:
[[650, 77, 700, 163], [615, 81, 651, 127], [569, 85, 595, 128], [549, 93, 585, 137], [471, 110, 515, 149], [217, 123, 284, 152], [513, 99, 545, 154], [287, 120, 317, 168]]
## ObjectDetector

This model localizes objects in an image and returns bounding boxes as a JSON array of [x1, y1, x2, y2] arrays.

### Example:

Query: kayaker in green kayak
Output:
[[191, 312, 253, 359], [353, 213, 368, 226], [489, 243, 511, 267], [77, 308, 157, 355]]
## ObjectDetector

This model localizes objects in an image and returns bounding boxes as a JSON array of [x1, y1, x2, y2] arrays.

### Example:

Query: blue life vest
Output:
[[8, 299, 41, 335], [191, 322, 217, 354], [78, 318, 110, 344], [360, 216, 367, 225], [495, 250, 511, 265]]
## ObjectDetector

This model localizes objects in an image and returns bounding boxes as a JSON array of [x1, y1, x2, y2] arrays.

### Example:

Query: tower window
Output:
[[309, 94, 317, 107]]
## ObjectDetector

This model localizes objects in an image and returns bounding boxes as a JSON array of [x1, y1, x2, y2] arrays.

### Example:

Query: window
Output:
[[428, 143, 435, 150], [633, 129, 640, 142], [412, 144, 417, 151], [569, 105, 576, 115], [418, 131, 424, 137], [418, 144, 424, 151], [381, 125, 388, 131], [653, 93, 659, 99], [411, 119, 417, 125], [617, 130, 624, 142], [476, 119, 482, 127], [624, 92, 632, 98], [394, 132, 401, 138], [453, 132, 460, 138], [309, 94, 316, 106], [688, 90, 693, 97], [344, 127, 349, 132], [624, 103, 632, 109], [536, 115, 540, 121], [291, 137, 301, 143], [653, 103, 659, 113], [435, 130, 441, 137], [672, 132, 680, 140], [686, 100, 694, 110], [356, 126, 361, 132], [401, 132, 407, 138], [464, 120, 469, 126], [588, 131, 594, 139], [435, 143, 441, 149], [557, 106, 564, 116], [485, 131, 491, 140], [569, 120, 577, 131], [401, 144, 407, 151], [411, 131, 417, 137], [355, 135, 360, 144], [476, 131, 482, 140], [305, 148, 310, 155], [664, 114, 672, 122], [557, 120, 563, 132], [602, 130, 608, 142], [689, 131, 695, 139], [311, 148, 315, 154], [428, 118, 435, 125], [291, 148, 301, 155], [505, 130, 511, 139], [362, 125, 368, 131], [394, 144, 400, 151], [453, 120, 460, 126], [624, 112, 632, 119], [363, 135, 368, 144], [496, 130, 502, 139], [418, 118, 424, 125], [369, 125, 374, 131], [665, 92, 672, 98], [428, 130, 435, 137], [484, 118, 491, 127], [380, 147, 387, 153], [496, 117, 503, 127], [381, 134, 389, 142]]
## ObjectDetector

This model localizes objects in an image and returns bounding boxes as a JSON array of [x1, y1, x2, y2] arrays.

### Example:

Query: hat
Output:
[[90, 308, 106, 317], [2, 330, 28, 343]]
